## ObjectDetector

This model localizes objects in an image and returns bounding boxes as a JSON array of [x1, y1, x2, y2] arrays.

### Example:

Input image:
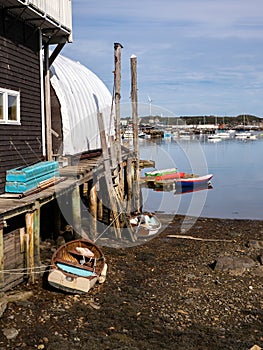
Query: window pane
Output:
[[0, 93, 3, 120], [8, 95, 17, 121]]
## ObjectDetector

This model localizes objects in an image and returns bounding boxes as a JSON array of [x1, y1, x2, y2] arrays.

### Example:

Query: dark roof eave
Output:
[[0, 0, 72, 44]]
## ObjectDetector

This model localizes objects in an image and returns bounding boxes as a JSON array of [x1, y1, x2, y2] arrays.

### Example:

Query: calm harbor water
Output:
[[139, 134, 263, 221]]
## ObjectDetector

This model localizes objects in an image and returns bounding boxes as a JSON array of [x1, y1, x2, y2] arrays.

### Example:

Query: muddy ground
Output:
[[1, 215, 263, 350]]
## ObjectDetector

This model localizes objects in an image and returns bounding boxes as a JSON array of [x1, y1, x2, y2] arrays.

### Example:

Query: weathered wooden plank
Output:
[[1, 228, 25, 291], [130, 55, 140, 213], [0, 229, 3, 289], [0, 33, 41, 194], [97, 112, 135, 241], [72, 186, 82, 239], [97, 112, 121, 239], [88, 182, 97, 240], [113, 44, 124, 200], [2, 274, 24, 290], [139, 159, 155, 168], [33, 208, 40, 268], [25, 213, 35, 283]]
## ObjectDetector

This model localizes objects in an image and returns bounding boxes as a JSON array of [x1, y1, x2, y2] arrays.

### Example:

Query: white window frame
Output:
[[0, 88, 20, 125]]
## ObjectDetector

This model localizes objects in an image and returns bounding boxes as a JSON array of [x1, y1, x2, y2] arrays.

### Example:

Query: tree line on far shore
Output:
[[134, 114, 262, 127]]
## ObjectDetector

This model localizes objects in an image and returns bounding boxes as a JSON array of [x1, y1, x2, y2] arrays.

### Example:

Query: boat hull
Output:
[[145, 168, 177, 177], [155, 172, 185, 181], [177, 174, 213, 188], [48, 268, 98, 294], [48, 239, 106, 294], [130, 213, 162, 238], [154, 174, 213, 191]]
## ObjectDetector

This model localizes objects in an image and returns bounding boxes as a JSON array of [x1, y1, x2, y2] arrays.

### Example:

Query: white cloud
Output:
[[62, 0, 263, 116]]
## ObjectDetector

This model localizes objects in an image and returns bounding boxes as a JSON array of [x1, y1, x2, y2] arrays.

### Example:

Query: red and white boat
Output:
[[155, 172, 185, 181], [176, 174, 213, 188], [154, 173, 213, 189]]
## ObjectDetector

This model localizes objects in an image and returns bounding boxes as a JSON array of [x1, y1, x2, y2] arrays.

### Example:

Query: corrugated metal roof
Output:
[[50, 55, 114, 155]]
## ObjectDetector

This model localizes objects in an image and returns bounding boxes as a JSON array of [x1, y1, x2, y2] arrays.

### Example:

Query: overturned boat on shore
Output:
[[48, 239, 107, 294]]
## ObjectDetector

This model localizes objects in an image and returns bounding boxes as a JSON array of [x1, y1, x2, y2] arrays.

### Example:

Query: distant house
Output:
[[0, 1, 72, 194]]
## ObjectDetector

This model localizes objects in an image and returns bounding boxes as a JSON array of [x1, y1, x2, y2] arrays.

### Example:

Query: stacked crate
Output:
[[5, 161, 59, 193]]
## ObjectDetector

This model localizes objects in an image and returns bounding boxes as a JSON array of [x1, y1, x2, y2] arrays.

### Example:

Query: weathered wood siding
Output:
[[51, 86, 63, 155], [3, 228, 25, 291], [0, 11, 42, 194]]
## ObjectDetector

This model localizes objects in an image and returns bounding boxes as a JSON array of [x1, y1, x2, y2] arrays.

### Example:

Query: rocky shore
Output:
[[1, 215, 263, 350]]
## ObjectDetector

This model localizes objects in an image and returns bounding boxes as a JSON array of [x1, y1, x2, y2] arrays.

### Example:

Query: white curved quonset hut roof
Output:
[[50, 55, 114, 155]]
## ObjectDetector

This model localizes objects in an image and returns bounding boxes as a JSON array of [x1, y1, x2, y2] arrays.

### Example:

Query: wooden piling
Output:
[[114, 42, 123, 144], [25, 212, 35, 283], [97, 112, 121, 239], [114, 43, 124, 199], [97, 112, 135, 241], [130, 54, 140, 213], [126, 157, 133, 213], [72, 185, 82, 239], [24, 233, 30, 280], [97, 195, 103, 222], [97, 113, 121, 238], [109, 135, 118, 170], [89, 182, 97, 240], [33, 206, 41, 269], [96, 179, 104, 222], [0, 228, 3, 290]]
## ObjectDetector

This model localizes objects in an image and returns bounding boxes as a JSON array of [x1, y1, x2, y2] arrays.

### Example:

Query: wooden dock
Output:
[[0, 150, 154, 292], [0, 41, 156, 292]]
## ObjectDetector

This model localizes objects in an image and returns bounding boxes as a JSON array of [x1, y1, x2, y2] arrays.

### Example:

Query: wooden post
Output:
[[110, 139, 118, 181], [89, 182, 97, 240], [130, 54, 140, 213], [44, 45, 52, 161], [126, 157, 133, 213], [114, 43, 124, 199], [97, 179, 103, 222], [25, 212, 35, 283], [82, 182, 88, 196], [97, 195, 103, 222], [33, 206, 41, 269], [97, 112, 121, 239], [0, 228, 4, 290], [24, 233, 30, 279], [114, 43, 123, 143], [72, 186, 82, 239]]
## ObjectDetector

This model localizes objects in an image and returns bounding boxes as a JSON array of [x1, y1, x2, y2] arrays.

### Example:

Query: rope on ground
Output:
[[1, 265, 52, 275], [94, 212, 122, 242], [166, 235, 233, 242]]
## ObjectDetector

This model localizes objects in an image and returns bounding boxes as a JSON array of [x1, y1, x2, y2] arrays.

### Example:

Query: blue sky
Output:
[[63, 0, 263, 117]]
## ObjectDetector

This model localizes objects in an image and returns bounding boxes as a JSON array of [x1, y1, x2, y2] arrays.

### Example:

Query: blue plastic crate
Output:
[[6, 161, 59, 182], [5, 170, 59, 193]]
